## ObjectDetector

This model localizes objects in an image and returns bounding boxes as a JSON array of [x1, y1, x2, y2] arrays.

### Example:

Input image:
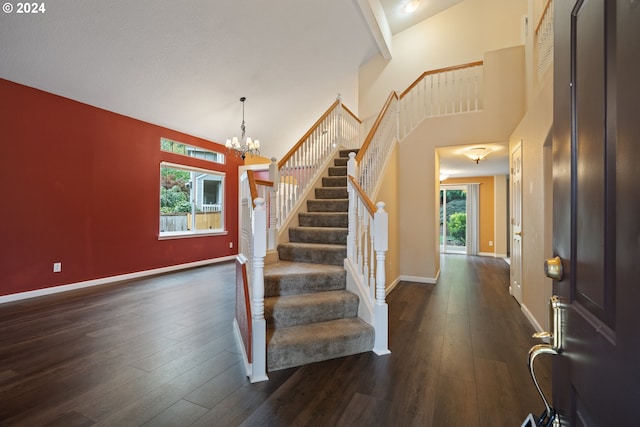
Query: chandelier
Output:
[[225, 97, 260, 160]]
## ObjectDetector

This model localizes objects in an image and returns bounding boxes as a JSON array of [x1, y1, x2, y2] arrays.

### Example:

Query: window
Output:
[[160, 138, 225, 164], [159, 162, 225, 238]]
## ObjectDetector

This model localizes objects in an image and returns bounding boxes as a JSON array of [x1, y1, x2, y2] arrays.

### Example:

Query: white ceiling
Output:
[[438, 142, 510, 178], [0, 0, 506, 177], [380, 0, 464, 34]]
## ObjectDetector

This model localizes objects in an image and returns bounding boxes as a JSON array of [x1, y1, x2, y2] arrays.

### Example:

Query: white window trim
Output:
[[159, 162, 226, 239]]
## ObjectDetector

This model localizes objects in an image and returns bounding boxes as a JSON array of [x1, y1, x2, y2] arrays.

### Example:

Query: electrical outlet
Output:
[[229, 242, 233, 248], [53, 262, 62, 273], [489, 241, 493, 247]]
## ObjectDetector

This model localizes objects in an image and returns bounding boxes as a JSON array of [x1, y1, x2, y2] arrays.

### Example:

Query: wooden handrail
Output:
[[535, 0, 553, 35], [278, 99, 340, 168], [255, 179, 274, 187], [399, 60, 484, 99], [348, 175, 376, 216], [342, 104, 362, 125], [356, 91, 398, 163], [247, 170, 259, 208]]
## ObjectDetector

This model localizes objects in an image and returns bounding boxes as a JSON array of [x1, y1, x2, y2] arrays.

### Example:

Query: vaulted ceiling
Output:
[[0, 0, 508, 174]]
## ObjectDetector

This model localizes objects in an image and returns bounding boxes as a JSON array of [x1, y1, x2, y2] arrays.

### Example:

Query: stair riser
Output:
[[298, 213, 348, 227], [289, 228, 347, 245], [322, 176, 347, 187], [339, 149, 359, 158], [278, 245, 346, 266], [315, 187, 348, 199], [328, 167, 347, 176], [264, 271, 346, 297], [307, 200, 348, 212], [265, 296, 359, 329], [267, 322, 374, 371]]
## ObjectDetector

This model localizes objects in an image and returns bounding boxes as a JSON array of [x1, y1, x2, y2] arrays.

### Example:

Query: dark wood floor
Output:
[[0, 255, 551, 426]]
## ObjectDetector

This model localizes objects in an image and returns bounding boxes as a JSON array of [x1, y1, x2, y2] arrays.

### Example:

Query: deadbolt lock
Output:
[[544, 256, 563, 281]]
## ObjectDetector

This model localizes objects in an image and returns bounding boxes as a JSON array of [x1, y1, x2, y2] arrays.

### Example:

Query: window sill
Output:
[[158, 230, 228, 240]]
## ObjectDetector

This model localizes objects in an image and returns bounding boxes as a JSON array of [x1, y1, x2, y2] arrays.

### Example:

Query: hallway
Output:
[[0, 255, 550, 426]]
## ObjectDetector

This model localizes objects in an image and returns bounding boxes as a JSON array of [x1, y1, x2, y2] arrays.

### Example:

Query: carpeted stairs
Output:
[[264, 149, 374, 371]]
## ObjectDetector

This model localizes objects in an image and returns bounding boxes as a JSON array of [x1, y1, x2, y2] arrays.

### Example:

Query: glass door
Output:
[[440, 185, 467, 254]]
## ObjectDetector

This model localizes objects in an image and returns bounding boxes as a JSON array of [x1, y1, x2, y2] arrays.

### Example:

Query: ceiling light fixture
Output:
[[464, 147, 490, 164], [225, 97, 260, 160], [403, 0, 420, 14]]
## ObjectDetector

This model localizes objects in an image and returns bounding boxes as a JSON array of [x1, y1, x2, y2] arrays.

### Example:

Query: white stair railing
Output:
[[237, 171, 271, 383], [276, 96, 361, 231], [346, 157, 390, 355], [357, 92, 399, 198], [398, 61, 484, 140]]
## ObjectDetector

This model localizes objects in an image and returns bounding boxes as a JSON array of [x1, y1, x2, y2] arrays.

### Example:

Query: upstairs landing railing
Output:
[[398, 61, 484, 140], [535, 0, 554, 82]]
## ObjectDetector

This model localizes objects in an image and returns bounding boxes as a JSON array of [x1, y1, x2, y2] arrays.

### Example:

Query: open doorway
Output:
[[440, 185, 467, 254]]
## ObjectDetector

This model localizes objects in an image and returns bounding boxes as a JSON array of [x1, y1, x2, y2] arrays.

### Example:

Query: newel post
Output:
[[373, 201, 391, 355], [346, 152, 358, 260], [268, 157, 279, 251], [251, 198, 269, 382]]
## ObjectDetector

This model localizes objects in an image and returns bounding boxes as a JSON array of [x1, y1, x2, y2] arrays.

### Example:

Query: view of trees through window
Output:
[[160, 164, 224, 235], [440, 187, 467, 252]]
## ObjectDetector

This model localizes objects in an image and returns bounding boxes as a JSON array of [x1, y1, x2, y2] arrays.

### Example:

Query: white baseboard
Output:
[[386, 276, 401, 294], [398, 274, 438, 284], [0, 255, 237, 305], [478, 252, 496, 257], [521, 303, 544, 333]]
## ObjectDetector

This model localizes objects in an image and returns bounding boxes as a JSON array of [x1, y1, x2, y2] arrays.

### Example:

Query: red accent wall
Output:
[[0, 78, 241, 297]]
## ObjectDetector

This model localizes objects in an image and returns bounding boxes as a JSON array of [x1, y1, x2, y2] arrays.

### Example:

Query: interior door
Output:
[[552, 0, 640, 424], [511, 142, 523, 304]]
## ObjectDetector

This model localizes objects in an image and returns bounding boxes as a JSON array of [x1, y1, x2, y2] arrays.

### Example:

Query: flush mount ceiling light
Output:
[[464, 147, 490, 164], [402, 0, 421, 14], [225, 97, 260, 160]]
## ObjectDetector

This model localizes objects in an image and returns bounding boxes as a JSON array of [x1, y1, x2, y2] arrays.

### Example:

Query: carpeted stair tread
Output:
[[298, 212, 348, 227], [307, 199, 349, 212], [267, 317, 374, 371], [278, 242, 346, 266], [289, 226, 347, 245], [264, 290, 359, 329], [264, 261, 346, 297]]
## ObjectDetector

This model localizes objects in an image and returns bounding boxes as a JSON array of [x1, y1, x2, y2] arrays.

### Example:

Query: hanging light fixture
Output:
[[464, 147, 489, 164], [225, 97, 260, 160]]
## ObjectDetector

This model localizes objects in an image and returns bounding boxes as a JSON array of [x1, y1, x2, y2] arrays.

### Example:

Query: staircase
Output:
[[263, 149, 374, 371]]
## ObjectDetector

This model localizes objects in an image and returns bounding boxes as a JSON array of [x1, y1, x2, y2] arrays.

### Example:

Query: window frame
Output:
[[158, 161, 228, 240]]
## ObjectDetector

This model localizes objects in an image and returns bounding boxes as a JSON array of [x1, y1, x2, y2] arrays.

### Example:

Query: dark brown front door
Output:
[[552, 0, 640, 425]]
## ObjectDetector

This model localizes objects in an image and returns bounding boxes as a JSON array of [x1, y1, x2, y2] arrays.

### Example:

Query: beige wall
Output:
[[373, 143, 401, 290], [397, 46, 525, 281], [440, 176, 495, 254], [358, 0, 527, 120], [494, 175, 509, 257], [508, 68, 553, 331]]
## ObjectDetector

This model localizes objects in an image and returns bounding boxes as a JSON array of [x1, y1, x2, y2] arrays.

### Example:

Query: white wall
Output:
[[358, 0, 527, 120], [508, 68, 553, 332]]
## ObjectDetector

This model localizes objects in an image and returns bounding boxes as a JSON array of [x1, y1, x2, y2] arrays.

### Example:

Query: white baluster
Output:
[[373, 201, 390, 355], [268, 157, 279, 249], [251, 197, 268, 382]]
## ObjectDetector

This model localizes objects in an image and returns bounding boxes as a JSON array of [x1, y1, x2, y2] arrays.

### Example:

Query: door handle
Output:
[[527, 296, 563, 426], [515, 231, 522, 236]]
